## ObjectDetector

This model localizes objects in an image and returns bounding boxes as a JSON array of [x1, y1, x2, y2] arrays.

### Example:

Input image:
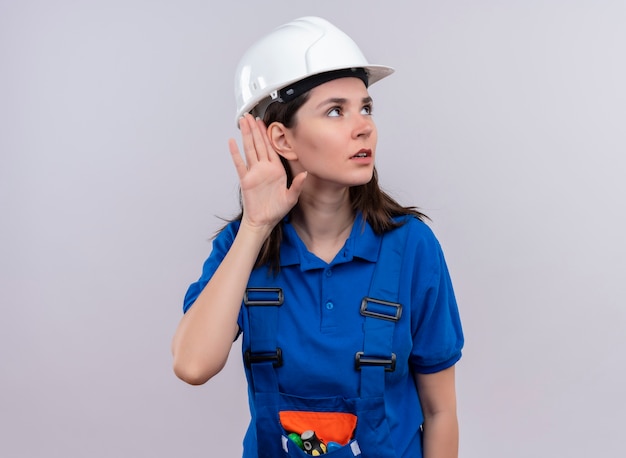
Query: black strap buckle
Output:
[[354, 351, 397, 372], [244, 288, 284, 306], [360, 297, 402, 321], [244, 348, 283, 368]]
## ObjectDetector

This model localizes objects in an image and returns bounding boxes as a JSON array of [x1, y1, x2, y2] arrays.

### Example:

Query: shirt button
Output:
[[325, 302, 334, 310], [325, 269, 333, 277]]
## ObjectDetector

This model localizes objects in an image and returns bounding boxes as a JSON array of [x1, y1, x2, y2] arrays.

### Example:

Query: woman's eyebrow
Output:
[[315, 96, 373, 109], [316, 97, 347, 109]]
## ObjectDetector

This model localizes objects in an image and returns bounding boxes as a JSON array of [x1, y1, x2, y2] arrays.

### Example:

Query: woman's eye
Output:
[[361, 105, 373, 115], [327, 107, 342, 117]]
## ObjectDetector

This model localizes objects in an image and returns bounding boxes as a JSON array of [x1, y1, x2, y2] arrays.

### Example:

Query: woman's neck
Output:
[[290, 189, 355, 263]]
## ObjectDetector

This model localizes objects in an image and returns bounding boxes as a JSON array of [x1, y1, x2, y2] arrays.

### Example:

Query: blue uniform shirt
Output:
[[183, 214, 464, 457]]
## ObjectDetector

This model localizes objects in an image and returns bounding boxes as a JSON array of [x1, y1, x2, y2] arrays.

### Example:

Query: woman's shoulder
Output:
[[388, 215, 446, 264], [392, 214, 437, 240]]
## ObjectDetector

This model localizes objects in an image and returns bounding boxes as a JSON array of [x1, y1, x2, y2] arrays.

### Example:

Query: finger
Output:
[[247, 114, 270, 162], [239, 114, 261, 165], [286, 171, 308, 204], [228, 137, 248, 180], [255, 117, 279, 162]]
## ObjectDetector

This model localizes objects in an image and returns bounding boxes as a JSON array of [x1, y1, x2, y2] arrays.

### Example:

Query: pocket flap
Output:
[[279, 410, 357, 446]]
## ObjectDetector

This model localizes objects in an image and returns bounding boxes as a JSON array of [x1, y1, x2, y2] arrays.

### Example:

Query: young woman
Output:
[[172, 16, 464, 458]]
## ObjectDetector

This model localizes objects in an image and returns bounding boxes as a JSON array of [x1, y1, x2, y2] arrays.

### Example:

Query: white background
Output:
[[2, 0, 625, 456]]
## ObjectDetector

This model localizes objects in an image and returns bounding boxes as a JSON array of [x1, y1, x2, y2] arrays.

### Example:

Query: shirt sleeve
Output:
[[182, 221, 239, 313], [407, 221, 464, 374]]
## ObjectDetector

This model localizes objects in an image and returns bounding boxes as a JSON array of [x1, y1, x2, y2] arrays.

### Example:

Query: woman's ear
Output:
[[267, 122, 297, 160]]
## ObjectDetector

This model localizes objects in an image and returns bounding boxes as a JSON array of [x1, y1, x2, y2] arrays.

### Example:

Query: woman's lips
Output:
[[352, 148, 372, 158]]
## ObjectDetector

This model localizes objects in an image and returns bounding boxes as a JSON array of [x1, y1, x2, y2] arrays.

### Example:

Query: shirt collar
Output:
[[280, 212, 382, 270]]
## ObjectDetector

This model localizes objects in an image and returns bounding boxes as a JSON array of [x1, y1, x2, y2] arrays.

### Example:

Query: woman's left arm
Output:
[[414, 365, 459, 458]]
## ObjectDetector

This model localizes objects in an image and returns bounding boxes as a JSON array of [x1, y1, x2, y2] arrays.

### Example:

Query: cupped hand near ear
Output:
[[228, 114, 307, 232]]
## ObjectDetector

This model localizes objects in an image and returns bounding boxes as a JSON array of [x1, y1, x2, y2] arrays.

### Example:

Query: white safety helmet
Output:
[[233, 16, 394, 125]]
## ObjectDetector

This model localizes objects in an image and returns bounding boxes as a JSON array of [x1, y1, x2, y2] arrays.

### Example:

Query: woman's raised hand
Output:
[[228, 114, 307, 233]]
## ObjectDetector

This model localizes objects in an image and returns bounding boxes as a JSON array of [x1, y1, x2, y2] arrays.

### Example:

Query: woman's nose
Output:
[[352, 115, 374, 139]]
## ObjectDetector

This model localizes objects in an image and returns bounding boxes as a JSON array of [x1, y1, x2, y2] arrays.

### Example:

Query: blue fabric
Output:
[[242, 221, 407, 457], [183, 214, 464, 457]]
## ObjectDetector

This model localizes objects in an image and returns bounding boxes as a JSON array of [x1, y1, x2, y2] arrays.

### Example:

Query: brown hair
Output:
[[227, 91, 427, 272]]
